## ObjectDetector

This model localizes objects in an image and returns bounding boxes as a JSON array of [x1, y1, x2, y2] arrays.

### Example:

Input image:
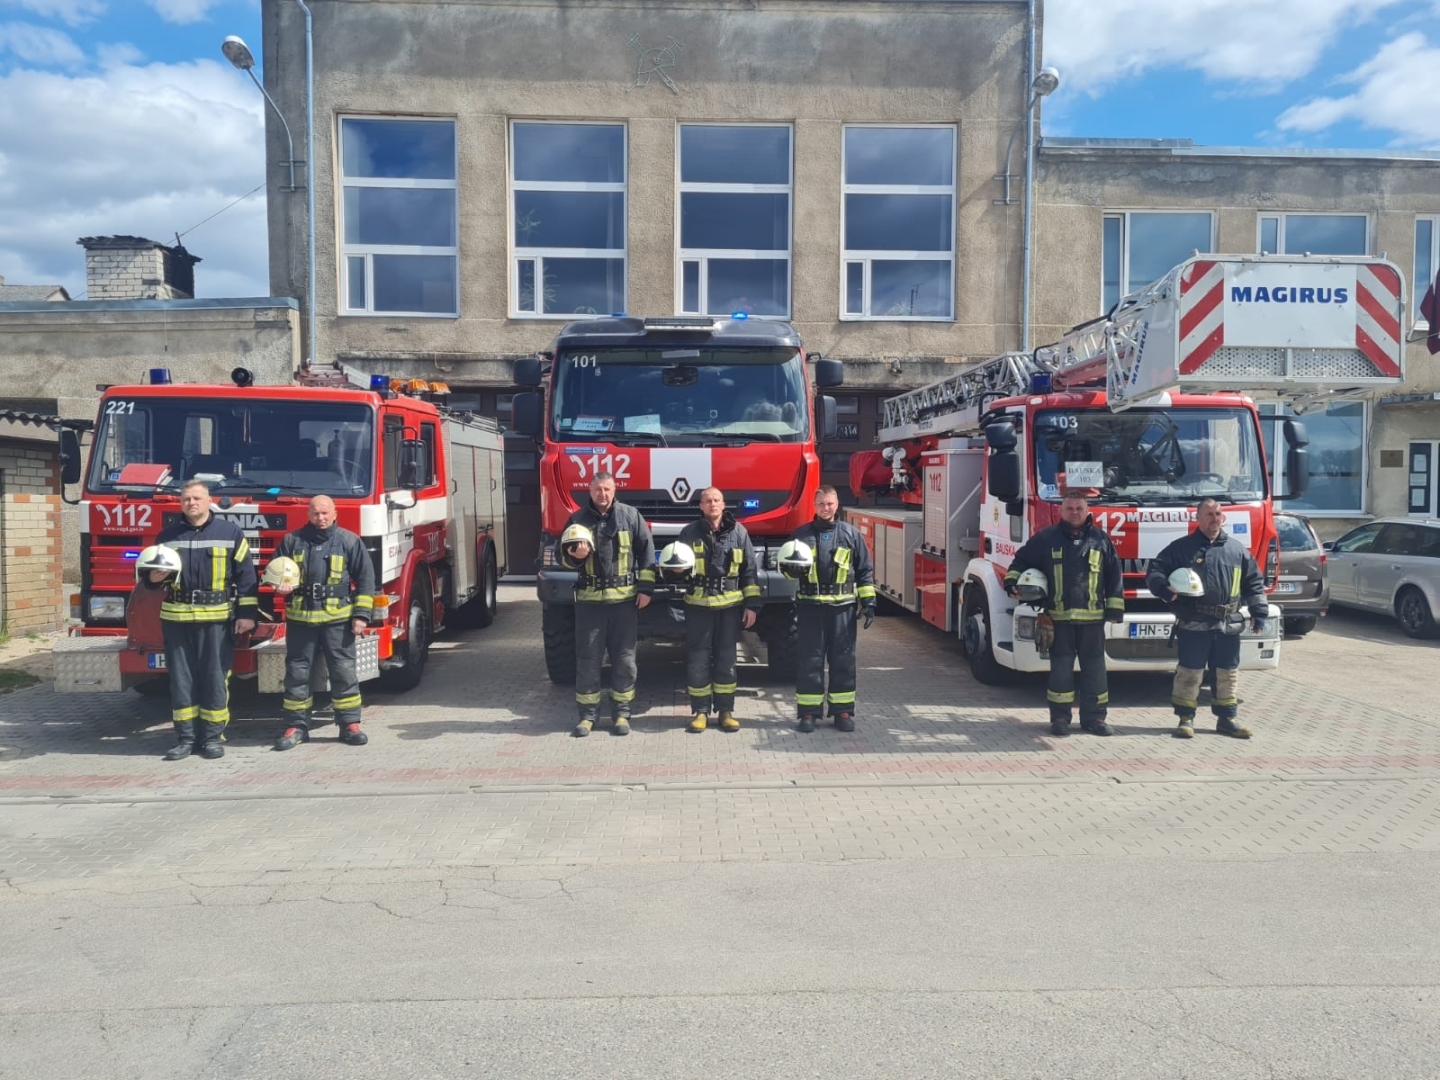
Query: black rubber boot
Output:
[[198, 721, 225, 759], [274, 725, 309, 751], [163, 721, 195, 761], [338, 722, 369, 746]]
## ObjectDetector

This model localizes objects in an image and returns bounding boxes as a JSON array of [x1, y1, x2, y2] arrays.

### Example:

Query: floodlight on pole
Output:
[[222, 35, 299, 193]]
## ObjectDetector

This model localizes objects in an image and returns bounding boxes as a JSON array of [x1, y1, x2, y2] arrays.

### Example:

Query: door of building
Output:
[[1408, 441, 1439, 517]]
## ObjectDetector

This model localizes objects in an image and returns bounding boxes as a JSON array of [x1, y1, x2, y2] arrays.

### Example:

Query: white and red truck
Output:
[[848, 253, 1407, 682], [53, 365, 507, 694]]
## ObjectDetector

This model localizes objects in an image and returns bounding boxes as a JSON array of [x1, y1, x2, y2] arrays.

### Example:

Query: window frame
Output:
[[839, 123, 957, 322], [337, 115, 460, 319], [1100, 210, 1216, 313], [1415, 216, 1438, 328], [1256, 211, 1371, 257], [509, 119, 628, 321], [675, 122, 794, 319]]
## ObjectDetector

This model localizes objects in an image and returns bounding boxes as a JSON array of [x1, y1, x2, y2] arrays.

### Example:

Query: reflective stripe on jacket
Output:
[[1005, 518, 1123, 623], [275, 524, 378, 625], [151, 513, 259, 623], [678, 513, 761, 609]]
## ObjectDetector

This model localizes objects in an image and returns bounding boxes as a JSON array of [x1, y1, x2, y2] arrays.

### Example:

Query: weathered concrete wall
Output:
[[260, 0, 1035, 392], [0, 439, 64, 633]]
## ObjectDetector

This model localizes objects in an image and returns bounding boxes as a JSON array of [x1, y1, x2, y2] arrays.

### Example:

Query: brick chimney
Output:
[[76, 236, 201, 300]]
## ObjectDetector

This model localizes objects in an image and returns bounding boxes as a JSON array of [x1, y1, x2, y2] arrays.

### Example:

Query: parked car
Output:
[[1272, 512, 1328, 637], [1324, 517, 1440, 639]]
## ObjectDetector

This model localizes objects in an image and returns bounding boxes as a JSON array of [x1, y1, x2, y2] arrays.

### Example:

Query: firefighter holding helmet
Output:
[[559, 471, 656, 737], [668, 487, 761, 733], [1146, 497, 1268, 739], [785, 484, 876, 733], [1004, 488, 1124, 737]]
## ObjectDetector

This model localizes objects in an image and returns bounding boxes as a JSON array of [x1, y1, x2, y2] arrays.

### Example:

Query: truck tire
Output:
[[379, 585, 432, 692], [451, 543, 499, 630], [960, 583, 1006, 686], [1283, 615, 1317, 638], [765, 618, 799, 683], [542, 603, 577, 685]]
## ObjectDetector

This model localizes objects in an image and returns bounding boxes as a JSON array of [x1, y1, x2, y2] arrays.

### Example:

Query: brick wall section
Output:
[[85, 247, 166, 301], [0, 444, 64, 633]]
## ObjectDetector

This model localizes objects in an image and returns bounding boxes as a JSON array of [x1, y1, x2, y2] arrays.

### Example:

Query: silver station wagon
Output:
[[1325, 518, 1440, 639]]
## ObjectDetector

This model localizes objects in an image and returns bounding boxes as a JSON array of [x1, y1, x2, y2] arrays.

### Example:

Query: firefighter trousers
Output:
[[575, 601, 638, 722], [795, 602, 857, 717], [1172, 628, 1242, 721], [282, 621, 362, 728], [685, 604, 742, 715], [162, 620, 234, 744], [1046, 620, 1109, 724]]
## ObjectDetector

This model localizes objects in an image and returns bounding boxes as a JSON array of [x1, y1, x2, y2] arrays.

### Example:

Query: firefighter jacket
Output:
[[677, 512, 761, 610], [1147, 529, 1267, 632], [274, 523, 378, 625], [789, 517, 876, 608], [560, 498, 657, 603], [1005, 518, 1123, 623], [148, 512, 259, 624]]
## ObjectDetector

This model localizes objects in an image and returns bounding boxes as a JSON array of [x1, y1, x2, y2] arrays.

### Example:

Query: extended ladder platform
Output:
[[879, 352, 1040, 443]]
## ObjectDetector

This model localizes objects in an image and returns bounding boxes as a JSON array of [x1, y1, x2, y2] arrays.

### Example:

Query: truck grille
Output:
[[618, 490, 790, 524]]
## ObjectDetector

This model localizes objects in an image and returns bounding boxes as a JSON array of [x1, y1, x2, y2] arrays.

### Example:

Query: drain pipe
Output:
[[1021, 0, 1038, 354], [294, 0, 315, 369]]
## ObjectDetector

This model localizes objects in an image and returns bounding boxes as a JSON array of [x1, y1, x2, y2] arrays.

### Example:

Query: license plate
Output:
[[1274, 582, 1300, 594], [1128, 623, 1171, 640], [147, 652, 167, 670]]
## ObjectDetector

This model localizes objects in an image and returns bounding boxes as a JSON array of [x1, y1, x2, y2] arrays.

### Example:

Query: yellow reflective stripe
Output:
[[1047, 690, 1076, 703], [212, 545, 226, 590], [742, 585, 761, 599], [236, 596, 259, 608], [576, 586, 638, 602], [328, 554, 345, 584], [353, 596, 374, 610], [1230, 566, 1241, 597], [796, 693, 826, 706], [693, 542, 707, 577], [856, 585, 876, 601], [617, 530, 631, 577], [637, 568, 656, 585], [159, 605, 233, 622], [1212, 696, 1238, 707], [1052, 610, 1103, 622], [235, 537, 249, 562], [282, 697, 313, 712], [172, 706, 199, 722], [1087, 549, 1100, 611], [828, 690, 855, 705], [285, 606, 356, 624], [331, 694, 362, 710], [611, 687, 636, 703], [834, 546, 851, 583], [729, 549, 744, 574], [798, 593, 859, 603], [198, 708, 229, 724], [1095, 692, 1110, 705], [687, 684, 713, 697], [684, 592, 745, 608], [1051, 550, 1065, 614], [713, 681, 737, 695], [1172, 695, 1199, 709], [575, 691, 603, 705], [1105, 596, 1125, 611]]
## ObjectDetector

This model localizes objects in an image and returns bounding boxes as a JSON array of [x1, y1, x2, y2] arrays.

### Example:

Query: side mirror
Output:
[[813, 357, 844, 388], [514, 356, 543, 387], [984, 421, 1018, 452], [988, 450, 1021, 503], [818, 395, 838, 440], [512, 392, 543, 439], [1322, 541, 1334, 552], [59, 429, 82, 486], [398, 439, 428, 490]]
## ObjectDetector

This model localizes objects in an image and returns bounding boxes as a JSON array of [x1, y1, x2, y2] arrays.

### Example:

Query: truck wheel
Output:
[[474, 544, 499, 627], [379, 590, 431, 691], [1395, 587, 1438, 639], [134, 675, 170, 698], [1283, 616, 1317, 638], [765, 619, 799, 683], [960, 584, 1005, 686], [542, 603, 577, 685]]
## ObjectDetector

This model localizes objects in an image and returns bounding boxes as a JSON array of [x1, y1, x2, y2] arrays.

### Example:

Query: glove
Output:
[[1004, 583, 1018, 599], [1034, 613, 1055, 653], [1105, 608, 1124, 624], [1250, 617, 1266, 634], [861, 606, 876, 630]]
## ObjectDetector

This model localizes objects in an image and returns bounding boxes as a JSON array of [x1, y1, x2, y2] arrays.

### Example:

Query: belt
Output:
[[696, 576, 740, 596], [797, 582, 855, 597], [179, 589, 229, 605], [301, 582, 352, 603], [580, 573, 636, 589], [1189, 602, 1239, 617]]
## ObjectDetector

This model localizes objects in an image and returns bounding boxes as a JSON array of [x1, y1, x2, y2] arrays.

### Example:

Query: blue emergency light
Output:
[[1030, 372, 1052, 394], [742, 497, 761, 511], [148, 368, 171, 385], [369, 374, 389, 391], [123, 550, 140, 560], [732, 311, 749, 320]]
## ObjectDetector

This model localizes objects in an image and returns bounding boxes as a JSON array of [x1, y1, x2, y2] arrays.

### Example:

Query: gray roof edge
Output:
[[0, 296, 300, 313], [1040, 137, 1440, 162]]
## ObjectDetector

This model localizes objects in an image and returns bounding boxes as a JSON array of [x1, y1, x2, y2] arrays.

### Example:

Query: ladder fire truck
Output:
[[53, 365, 508, 695], [848, 253, 1406, 682]]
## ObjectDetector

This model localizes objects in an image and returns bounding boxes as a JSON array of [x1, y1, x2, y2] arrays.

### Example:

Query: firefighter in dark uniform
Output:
[[1147, 496, 1268, 740], [674, 487, 761, 733], [559, 471, 657, 737], [272, 495, 378, 750], [1004, 489, 1124, 737], [787, 485, 876, 733], [146, 479, 258, 760]]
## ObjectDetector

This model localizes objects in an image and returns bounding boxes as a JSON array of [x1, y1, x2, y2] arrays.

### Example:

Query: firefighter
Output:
[[144, 479, 258, 760], [671, 487, 761, 733], [785, 485, 876, 733], [1004, 489, 1124, 737], [559, 471, 656, 737], [271, 495, 379, 750], [1146, 496, 1268, 739]]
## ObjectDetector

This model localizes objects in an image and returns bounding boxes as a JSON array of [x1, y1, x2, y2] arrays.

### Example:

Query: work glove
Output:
[[1250, 617, 1267, 635], [861, 605, 876, 630], [1104, 608, 1124, 624]]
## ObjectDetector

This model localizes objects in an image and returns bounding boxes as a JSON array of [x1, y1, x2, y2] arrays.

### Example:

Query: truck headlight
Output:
[[1015, 615, 1036, 641], [88, 596, 126, 620]]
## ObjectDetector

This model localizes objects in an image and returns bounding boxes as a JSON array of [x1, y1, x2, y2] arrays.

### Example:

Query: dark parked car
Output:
[[1325, 517, 1440, 639], [1272, 512, 1328, 637]]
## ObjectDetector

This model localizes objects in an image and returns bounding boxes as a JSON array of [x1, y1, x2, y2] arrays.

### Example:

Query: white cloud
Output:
[[146, 0, 223, 24], [0, 21, 85, 65], [1045, 0, 1408, 95], [0, 56, 272, 298], [1276, 32, 1440, 148], [0, 0, 104, 27]]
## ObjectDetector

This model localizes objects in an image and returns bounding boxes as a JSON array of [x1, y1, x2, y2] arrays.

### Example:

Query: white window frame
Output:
[[1263, 401, 1370, 519], [840, 124, 957, 322], [1101, 210, 1216, 313], [1415, 216, 1438, 328], [338, 115, 459, 319], [509, 119, 627, 321], [675, 122, 793, 319], [1256, 211, 1371, 256]]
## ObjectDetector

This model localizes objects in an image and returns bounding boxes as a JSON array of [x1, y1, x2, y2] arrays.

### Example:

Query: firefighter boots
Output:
[[1216, 717, 1253, 739], [612, 715, 631, 736], [1174, 716, 1195, 739], [719, 712, 740, 733], [1081, 719, 1114, 737], [687, 712, 708, 733], [1049, 716, 1071, 737], [199, 740, 224, 759], [273, 726, 309, 751], [339, 723, 368, 746], [834, 712, 855, 733], [573, 717, 594, 738], [163, 722, 195, 760], [797, 715, 818, 734]]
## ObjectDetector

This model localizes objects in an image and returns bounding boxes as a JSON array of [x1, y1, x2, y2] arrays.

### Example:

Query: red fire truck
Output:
[[511, 315, 843, 682], [848, 254, 1407, 682], [53, 366, 507, 695]]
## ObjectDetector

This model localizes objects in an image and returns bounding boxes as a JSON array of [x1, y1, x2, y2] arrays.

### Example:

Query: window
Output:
[[1257, 213, 1368, 256], [419, 421, 438, 487], [834, 395, 860, 415], [339, 117, 458, 316], [1274, 514, 1319, 553], [1331, 522, 1382, 553], [1416, 217, 1438, 326], [677, 124, 791, 318], [1410, 441, 1438, 517], [1102, 212, 1214, 313], [1376, 523, 1440, 559], [1264, 402, 1366, 515], [842, 126, 955, 320], [511, 122, 626, 318], [381, 415, 403, 491]]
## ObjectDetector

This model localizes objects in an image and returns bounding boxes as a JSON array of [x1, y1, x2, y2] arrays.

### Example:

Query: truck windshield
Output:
[[550, 347, 808, 444], [86, 397, 375, 496], [1032, 406, 1266, 505]]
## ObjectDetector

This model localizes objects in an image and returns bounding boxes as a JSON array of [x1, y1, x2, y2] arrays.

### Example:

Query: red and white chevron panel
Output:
[[1354, 262, 1402, 377], [1177, 260, 1225, 375]]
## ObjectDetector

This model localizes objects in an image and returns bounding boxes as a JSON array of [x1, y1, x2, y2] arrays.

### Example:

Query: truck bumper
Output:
[[1004, 606, 1283, 674]]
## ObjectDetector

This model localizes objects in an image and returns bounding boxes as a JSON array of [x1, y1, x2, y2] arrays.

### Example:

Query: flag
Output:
[[1423, 269, 1440, 357]]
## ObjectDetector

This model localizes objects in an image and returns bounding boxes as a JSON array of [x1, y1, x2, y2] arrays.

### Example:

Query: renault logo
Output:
[[669, 477, 692, 502]]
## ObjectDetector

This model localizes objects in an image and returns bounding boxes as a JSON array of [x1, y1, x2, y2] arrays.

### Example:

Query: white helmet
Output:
[[1016, 568, 1048, 603], [659, 542, 696, 580], [262, 555, 302, 588], [559, 523, 594, 552], [135, 544, 182, 580], [1168, 568, 1206, 597], [777, 539, 814, 579]]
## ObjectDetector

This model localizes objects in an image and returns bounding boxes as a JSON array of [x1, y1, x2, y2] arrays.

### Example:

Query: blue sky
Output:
[[1, 0, 1437, 300]]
